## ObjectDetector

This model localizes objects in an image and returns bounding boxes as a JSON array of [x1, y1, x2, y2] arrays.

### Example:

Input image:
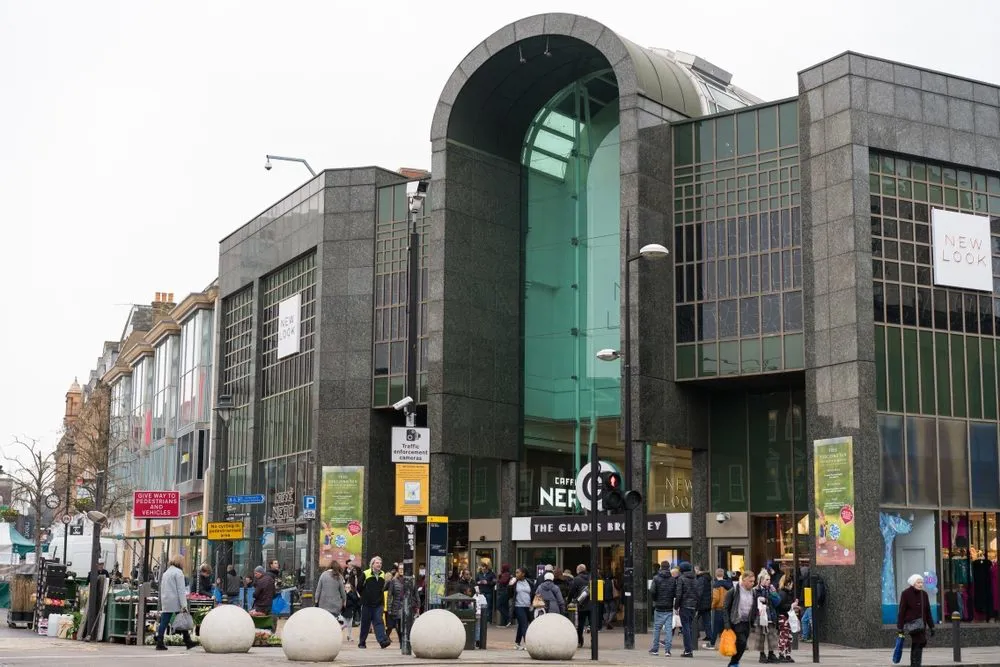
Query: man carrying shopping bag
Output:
[[722, 571, 759, 667]]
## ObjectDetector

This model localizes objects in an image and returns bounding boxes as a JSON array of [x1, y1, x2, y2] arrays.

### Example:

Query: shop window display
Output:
[[880, 511, 939, 624], [940, 512, 999, 622]]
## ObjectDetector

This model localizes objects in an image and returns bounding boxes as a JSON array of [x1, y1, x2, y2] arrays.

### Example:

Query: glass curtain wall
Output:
[[373, 183, 430, 407], [108, 376, 133, 503], [259, 252, 316, 582], [521, 69, 623, 497], [873, 151, 1000, 624], [130, 357, 153, 448], [220, 286, 254, 545], [672, 102, 803, 379]]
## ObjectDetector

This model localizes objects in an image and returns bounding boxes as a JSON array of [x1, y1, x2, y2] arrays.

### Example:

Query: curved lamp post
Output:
[[595, 213, 668, 651]]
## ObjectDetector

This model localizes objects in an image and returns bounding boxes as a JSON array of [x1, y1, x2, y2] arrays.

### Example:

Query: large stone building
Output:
[[212, 13, 1000, 647]]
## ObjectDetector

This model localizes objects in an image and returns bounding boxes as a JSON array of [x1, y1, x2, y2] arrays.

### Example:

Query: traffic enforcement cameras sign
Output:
[[392, 427, 430, 463]]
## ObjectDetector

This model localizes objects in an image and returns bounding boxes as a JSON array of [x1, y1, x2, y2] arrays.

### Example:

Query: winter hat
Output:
[[679, 562, 692, 573], [544, 564, 554, 572], [544, 572, 554, 581]]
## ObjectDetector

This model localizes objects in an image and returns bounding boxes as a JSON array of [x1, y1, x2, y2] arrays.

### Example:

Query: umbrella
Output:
[[892, 633, 905, 664]]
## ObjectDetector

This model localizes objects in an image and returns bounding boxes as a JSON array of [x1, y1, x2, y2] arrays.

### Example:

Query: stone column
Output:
[[499, 461, 517, 569], [690, 449, 709, 569], [429, 453, 454, 517], [629, 439, 648, 634]]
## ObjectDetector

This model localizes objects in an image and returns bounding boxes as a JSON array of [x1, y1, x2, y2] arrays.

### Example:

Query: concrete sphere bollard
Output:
[[410, 609, 465, 659], [525, 612, 577, 660], [281, 607, 343, 662], [198, 605, 256, 654]]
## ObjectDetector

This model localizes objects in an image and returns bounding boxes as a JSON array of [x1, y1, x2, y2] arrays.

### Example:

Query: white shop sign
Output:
[[931, 209, 992, 292], [277, 293, 302, 359]]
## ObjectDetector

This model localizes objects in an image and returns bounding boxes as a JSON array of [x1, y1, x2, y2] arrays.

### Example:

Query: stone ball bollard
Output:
[[409, 609, 465, 659], [198, 605, 256, 654], [281, 607, 344, 662], [525, 612, 577, 660]]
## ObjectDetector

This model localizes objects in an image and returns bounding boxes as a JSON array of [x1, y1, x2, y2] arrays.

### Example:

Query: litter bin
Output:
[[440, 593, 477, 650]]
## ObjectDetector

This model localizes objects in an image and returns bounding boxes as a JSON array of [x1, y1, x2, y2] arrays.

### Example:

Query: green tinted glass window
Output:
[[710, 393, 747, 512], [876, 326, 888, 411], [985, 342, 998, 420], [919, 331, 936, 415], [935, 332, 952, 416], [951, 334, 967, 418], [677, 345, 696, 379], [903, 328, 920, 413], [886, 326, 903, 412], [967, 338, 983, 419], [697, 120, 714, 163], [716, 115, 735, 159], [737, 111, 756, 156], [758, 106, 778, 151], [778, 102, 797, 147], [674, 123, 694, 166], [784, 334, 804, 369]]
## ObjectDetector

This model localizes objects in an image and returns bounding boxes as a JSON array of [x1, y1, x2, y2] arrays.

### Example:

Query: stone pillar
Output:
[[690, 449, 709, 569], [499, 461, 517, 568], [629, 439, 648, 634], [430, 453, 454, 517]]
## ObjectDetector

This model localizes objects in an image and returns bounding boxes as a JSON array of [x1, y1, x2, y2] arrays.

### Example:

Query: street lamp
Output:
[[264, 155, 317, 177], [398, 178, 428, 656], [62, 441, 76, 565], [596, 211, 668, 650], [86, 469, 106, 641], [213, 394, 234, 587]]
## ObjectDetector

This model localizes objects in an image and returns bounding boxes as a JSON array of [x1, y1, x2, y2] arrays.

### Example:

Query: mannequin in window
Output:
[[972, 545, 993, 621]]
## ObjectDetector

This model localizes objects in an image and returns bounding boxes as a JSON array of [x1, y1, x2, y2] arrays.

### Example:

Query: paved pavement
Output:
[[0, 617, 998, 666]]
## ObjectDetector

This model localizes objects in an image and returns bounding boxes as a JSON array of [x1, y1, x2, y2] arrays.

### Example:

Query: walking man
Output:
[[357, 556, 391, 649], [723, 571, 759, 667]]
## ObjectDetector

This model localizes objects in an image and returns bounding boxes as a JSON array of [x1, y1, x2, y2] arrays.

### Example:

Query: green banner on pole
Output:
[[813, 436, 856, 566], [319, 466, 364, 567]]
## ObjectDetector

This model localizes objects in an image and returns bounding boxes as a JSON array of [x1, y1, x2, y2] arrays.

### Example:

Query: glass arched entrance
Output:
[[521, 69, 621, 477]]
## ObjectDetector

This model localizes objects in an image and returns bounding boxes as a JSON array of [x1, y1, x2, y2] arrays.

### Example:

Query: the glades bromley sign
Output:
[[277, 293, 302, 359], [931, 209, 992, 291]]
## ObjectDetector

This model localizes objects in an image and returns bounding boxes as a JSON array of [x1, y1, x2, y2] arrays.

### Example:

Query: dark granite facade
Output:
[[429, 13, 705, 629], [217, 167, 409, 564], [799, 52, 1000, 648]]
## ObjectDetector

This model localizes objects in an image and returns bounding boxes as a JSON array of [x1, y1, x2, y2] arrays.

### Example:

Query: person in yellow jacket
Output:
[[356, 556, 391, 649]]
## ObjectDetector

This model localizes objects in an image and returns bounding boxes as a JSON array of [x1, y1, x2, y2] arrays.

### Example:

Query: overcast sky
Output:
[[2, 0, 999, 455]]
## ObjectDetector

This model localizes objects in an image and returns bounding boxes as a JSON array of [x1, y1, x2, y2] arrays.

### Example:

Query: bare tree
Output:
[[66, 381, 134, 521], [4, 437, 57, 563]]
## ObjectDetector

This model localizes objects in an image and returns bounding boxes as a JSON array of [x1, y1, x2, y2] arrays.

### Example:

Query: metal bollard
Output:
[[951, 611, 961, 663], [479, 612, 488, 648]]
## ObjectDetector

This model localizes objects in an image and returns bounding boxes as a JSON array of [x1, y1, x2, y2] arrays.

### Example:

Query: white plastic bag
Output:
[[788, 608, 801, 634], [672, 612, 682, 630]]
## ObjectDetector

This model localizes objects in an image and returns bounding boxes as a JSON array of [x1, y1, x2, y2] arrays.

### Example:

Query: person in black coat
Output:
[[568, 564, 592, 648], [898, 574, 935, 667], [694, 566, 714, 648]]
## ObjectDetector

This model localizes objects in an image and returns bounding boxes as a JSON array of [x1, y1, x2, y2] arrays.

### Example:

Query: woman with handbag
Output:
[[897, 574, 935, 667], [512, 568, 533, 650], [775, 574, 799, 663], [154, 554, 196, 651]]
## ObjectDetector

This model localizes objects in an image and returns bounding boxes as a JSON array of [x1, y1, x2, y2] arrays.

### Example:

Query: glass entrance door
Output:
[[716, 545, 747, 575]]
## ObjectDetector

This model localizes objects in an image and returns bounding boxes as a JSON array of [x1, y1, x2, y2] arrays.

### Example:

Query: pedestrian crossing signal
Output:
[[600, 471, 642, 512]]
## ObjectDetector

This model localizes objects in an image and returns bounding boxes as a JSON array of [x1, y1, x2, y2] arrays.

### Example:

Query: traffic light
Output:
[[602, 471, 625, 511], [601, 471, 643, 512]]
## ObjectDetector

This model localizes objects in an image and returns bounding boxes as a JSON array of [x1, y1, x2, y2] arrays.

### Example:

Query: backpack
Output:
[[711, 584, 726, 609]]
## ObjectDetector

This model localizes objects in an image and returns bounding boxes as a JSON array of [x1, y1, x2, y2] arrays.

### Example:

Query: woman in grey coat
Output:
[[154, 554, 196, 651], [536, 571, 566, 616], [315, 560, 347, 620]]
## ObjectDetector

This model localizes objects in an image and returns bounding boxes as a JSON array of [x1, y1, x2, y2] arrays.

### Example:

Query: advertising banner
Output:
[[814, 436, 856, 566], [319, 466, 364, 567]]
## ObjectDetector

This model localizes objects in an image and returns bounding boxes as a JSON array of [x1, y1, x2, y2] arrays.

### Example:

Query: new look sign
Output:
[[277, 293, 302, 359], [931, 209, 992, 292]]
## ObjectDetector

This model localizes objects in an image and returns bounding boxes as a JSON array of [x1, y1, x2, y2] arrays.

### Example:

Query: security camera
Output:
[[393, 396, 414, 411], [716, 512, 731, 524], [265, 159, 272, 171]]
